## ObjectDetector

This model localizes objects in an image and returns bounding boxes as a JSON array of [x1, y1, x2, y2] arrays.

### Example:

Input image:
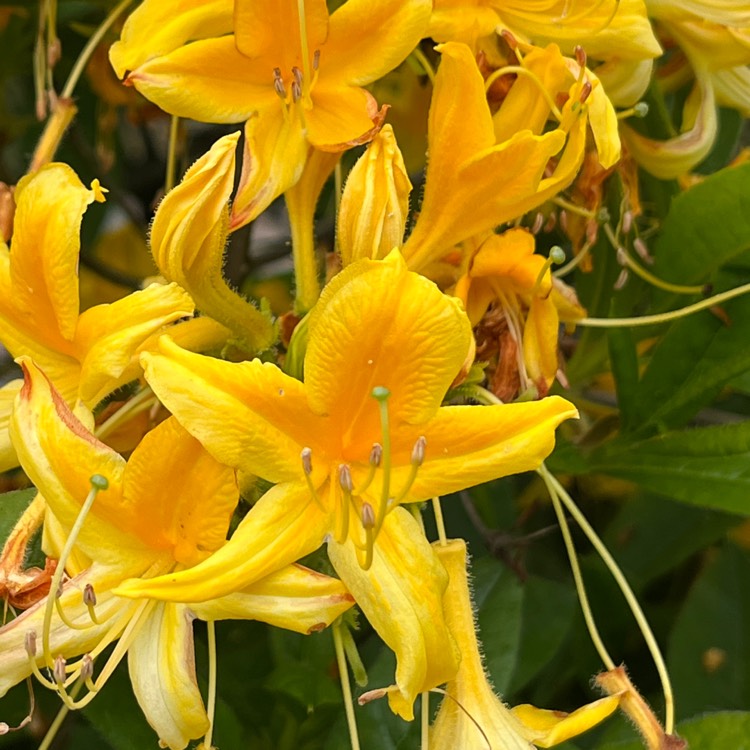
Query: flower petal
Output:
[[115, 482, 330, 603], [0, 379, 22, 472], [74, 282, 194, 408], [305, 252, 472, 458], [109, 0, 233, 78], [122, 418, 239, 568], [128, 602, 209, 750], [390, 396, 578, 500], [190, 563, 353, 634], [306, 84, 382, 150], [328, 507, 460, 720], [141, 337, 325, 482], [324, 0, 432, 86], [126, 36, 277, 123]]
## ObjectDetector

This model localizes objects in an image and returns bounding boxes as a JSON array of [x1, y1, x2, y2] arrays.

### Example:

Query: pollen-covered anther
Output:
[[291, 80, 302, 103], [532, 212, 544, 234], [633, 237, 654, 265], [273, 68, 286, 99], [338, 464, 353, 493], [80, 654, 94, 682], [579, 81, 593, 104], [83, 583, 97, 607], [575, 45, 587, 70], [614, 268, 629, 290], [411, 436, 427, 467], [301, 447, 313, 475], [53, 655, 67, 685], [369, 443, 383, 467], [24, 630, 37, 657], [292, 66, 303, 88], [361, 502, 376, 530], [622, 210, 633, 234], [616, 246, 628, 266]]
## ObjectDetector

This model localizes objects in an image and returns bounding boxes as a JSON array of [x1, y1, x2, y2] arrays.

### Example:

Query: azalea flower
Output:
[[430, 538, 620, 749], [400, 42, 620, 273], [110, 0, 431, 226], [0, 163, 193, 472], [455, 228, 586, 401], [114, 251, 577, 718], [1, 358, 353, 750]]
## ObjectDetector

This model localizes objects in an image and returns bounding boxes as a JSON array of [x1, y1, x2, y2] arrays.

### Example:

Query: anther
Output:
[[80, 654, 94, 682], [24, 631, 37, 657], [622, 210, 633, 235], [633, 237, 654, 265], [579, 81, 592, 103], [500, 29, 518, 49], [83, 584, 96, 607], [559, 209, 569, 233], [369, 443, 382, 467], [616, 247, 628, 266], [273, 68, 286, 98], [574, 45, 587, 70], [301, 447, 313, 475], [361, 503, 376, 530], [338, 464, 353, 493], [53, 655, 66, 685], [544, 213, 557, 233], [411, 436, 426, 467], [586, 218, 599, 244], [291, 80, 302, 103], [614, 268, 629, 290], [313, 49, 320, 71], [292, 66, 303, 87], [532, 212, 544, 234]]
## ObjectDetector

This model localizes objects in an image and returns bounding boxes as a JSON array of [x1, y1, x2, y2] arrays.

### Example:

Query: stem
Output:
[[165, 115, 180, 193], [577, 281, 750, 328], [37, 680, 84, 750], [333, 620, 361, 750], [421, 692, 430, 750], [204, 621, 217, 750], [537, 466, 616, 670], [431, 497, 448, 546], [544, 467, 675, 734], [60, 0, 133, 99]]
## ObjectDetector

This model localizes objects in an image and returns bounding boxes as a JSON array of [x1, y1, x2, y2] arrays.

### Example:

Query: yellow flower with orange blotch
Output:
[[112, 251, 577, 720], [1, 359, 353, 750]]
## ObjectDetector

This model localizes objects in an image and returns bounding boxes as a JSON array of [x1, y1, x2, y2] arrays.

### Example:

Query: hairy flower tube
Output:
[[0, 163, 193, 473], [430, 539, 620, 749], [0, 359, 353, 749], [112, 250, 577, 719]]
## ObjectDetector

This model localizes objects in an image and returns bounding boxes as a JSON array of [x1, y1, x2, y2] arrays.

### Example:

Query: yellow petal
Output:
[[306, 83, 382, 150], [338, 124, 411, 265], [713, 65, 750, 116], [324, 0, 432, 86], [122, 418, 239, 568], [523, 297, 560, 393], [190, 563, 354, 634], [470, 229, 547, 294], [128, 602, 209, 750], [8, 164, 97, 341], [0, 379, 22, 473], [305, 252, 472, 457], [150, 132, 276, 352], [109, 0, 232, 78], [114, 482, 330, 603], [512, 696, 620, 747], [390, 397, 578, 501], [126, 36, 277, 123], [230, 111, 309, 231], [74, 282, 194, 408], [328, 508, 460, 720], [141, 337, 324, 482], [10, 359, 153, 567]]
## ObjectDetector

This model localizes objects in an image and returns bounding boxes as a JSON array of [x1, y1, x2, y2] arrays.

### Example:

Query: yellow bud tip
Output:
[[90, 179, 108, 203], [90, 474, 109, 491]]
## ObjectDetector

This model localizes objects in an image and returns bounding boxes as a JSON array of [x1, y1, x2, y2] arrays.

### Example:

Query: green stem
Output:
[[333, 620, 361, 750]]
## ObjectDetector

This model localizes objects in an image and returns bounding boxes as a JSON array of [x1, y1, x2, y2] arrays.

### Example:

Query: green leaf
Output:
[[651, 162, 750, 285], [599, 711, 750, 749], [668, 543, 750, 718], [585, 421, 750, 514], [607, 327, 640, 432], [0, 488, 37, 541], [628, 292, 750, 431]]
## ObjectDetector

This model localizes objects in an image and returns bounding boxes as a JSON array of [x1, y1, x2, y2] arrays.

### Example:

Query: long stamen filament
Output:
[[421, 691, 430, 750], [540, 465, 675, 734], [532, 246, 566, 295], [204, 621, 218, 750], [42, 476, 108, 669], [371, 388, 392, 534], [337, 465, 353, 544], [431, 497, 448, 547], [484, 66, 563, 122]]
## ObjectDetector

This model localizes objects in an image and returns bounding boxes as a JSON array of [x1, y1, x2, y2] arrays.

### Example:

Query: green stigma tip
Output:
[[550, 246, 566, 264], [90, 474, 109, 490], [634, 102, 649, 118], [371, 386, 391, 401]]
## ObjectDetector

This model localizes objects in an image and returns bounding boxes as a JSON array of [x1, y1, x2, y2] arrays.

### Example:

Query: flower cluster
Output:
[[1, 1, 746, 748]]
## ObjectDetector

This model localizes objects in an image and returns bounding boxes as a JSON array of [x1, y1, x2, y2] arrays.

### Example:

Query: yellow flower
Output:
[[1, 359, 353, 750], [401, 42, 619, 273], [455, 228, 585, 401], [113, 250, 577, 719], [431, 539, 619, 749], [110, 0, 430, 217], [428, 0, 661, 105], [0, 164, 194, 472]]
